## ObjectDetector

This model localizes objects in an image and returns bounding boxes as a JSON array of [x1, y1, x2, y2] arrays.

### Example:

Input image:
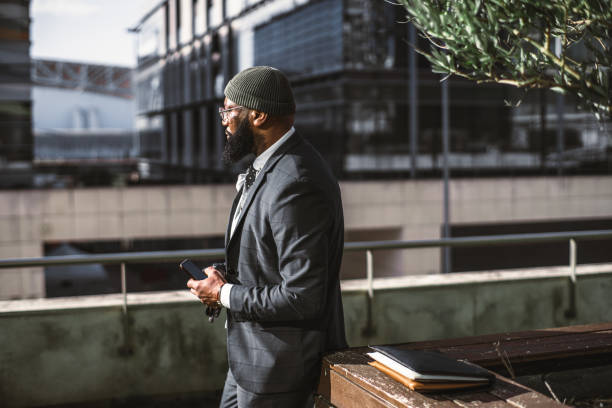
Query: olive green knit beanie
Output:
[[224, 66, 296, 115]]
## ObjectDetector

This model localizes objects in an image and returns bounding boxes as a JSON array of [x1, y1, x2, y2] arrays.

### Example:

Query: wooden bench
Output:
[[316, 323, 612, 408]]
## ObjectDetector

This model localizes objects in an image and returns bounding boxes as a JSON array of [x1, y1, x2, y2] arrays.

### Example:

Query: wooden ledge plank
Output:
[[320, 349, 572, 408], [450, 391, 512, 408], [389, 323, 612, 353], [438, 330, 612, 366], [321, 350, 560, 408], [328, 370, 396, 408], [488, 374, 568, 408], [318, 323, 612, 408], [538, 322, 612, 334], [321, 350, 463, 408]]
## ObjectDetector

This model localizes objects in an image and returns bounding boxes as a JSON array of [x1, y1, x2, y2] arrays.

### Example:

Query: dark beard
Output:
[[223, 117, 255, 165]]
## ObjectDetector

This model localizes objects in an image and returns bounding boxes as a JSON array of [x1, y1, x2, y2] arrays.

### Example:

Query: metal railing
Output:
[[1, 229, 611, 326]]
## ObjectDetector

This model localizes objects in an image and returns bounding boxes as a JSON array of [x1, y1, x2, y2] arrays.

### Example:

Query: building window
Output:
[[137, 5, 166, 63], [208, 0, 223, 29], [179, 0, 193, 45], [168, 0, 178, 50], [194, 0, 206, 35]]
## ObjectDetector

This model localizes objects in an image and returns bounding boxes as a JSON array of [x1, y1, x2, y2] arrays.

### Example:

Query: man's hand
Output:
[[187, 266, 227, 307]]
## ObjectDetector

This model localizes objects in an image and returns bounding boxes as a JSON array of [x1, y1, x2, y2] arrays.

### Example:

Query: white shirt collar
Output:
[[235, 126, 295, 192], [252, 126, 295, 171]]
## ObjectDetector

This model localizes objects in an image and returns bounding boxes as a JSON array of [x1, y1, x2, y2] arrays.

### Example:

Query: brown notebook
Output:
[[368, 361, 490, 392]]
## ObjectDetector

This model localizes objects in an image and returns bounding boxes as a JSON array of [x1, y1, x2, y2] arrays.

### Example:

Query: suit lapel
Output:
[[226, 132, 301, 251], [225, 187, 243, 248]]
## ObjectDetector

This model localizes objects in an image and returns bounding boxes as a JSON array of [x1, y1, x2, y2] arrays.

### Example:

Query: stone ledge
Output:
[[1, 262, 610, 316], [0, 289, 198, 315], [340, 262, 612, 292]]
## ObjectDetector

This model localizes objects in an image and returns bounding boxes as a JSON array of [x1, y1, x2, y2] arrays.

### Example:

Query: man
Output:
[[187, 66, 347, 407]]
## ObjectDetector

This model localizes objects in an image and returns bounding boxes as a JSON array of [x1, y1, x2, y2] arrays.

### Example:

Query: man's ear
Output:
[[250, 110, 269, 128]]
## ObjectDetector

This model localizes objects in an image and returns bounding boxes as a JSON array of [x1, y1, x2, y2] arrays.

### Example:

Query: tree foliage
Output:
[[398, 0, 612, 120]]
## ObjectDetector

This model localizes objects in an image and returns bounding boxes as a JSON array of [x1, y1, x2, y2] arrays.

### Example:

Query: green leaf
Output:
[[399, 0, 611, 120]]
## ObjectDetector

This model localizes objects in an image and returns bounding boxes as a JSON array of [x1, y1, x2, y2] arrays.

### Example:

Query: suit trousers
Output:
[[219, 369, 314, 408]]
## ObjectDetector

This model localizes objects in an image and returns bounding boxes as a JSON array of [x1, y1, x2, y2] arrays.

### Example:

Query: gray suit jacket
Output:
[[223, 131, 347, 394]]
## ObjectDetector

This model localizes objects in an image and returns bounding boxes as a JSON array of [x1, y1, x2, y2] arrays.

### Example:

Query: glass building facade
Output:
[[0, 0, 33, 187], [254, 0, 343, 76], [132, 0, 611, 183]]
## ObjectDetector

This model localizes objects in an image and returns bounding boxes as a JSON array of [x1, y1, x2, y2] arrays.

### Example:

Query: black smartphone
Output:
[[179, 259, 208, 280]]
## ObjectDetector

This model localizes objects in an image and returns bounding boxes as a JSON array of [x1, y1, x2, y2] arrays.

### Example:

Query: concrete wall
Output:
[[1, 263, 611, 407], [1, 176, 612, 299]]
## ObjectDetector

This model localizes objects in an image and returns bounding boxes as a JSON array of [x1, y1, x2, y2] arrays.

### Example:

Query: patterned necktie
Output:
[[245, 164, 257, 190]]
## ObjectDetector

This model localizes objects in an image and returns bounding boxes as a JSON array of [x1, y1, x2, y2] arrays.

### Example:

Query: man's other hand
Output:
[[187, 266, 227, 307]]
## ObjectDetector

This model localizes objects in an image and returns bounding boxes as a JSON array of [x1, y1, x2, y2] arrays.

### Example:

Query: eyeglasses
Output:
[[218, 106, 244, 121]]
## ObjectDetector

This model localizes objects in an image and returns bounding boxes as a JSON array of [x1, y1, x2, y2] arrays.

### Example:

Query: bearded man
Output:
[[187, 66, 347, 407]]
